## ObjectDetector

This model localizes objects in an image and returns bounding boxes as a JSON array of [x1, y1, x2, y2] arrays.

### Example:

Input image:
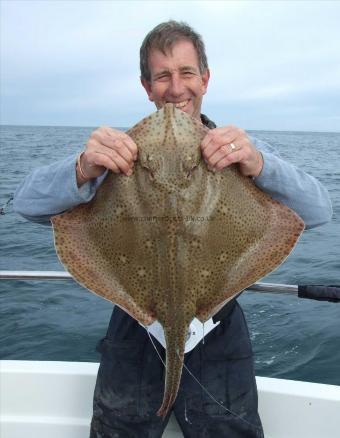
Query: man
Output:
[[14, 21, 332, 438]]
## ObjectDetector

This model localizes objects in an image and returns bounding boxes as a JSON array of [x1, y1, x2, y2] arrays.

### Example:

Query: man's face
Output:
[[141, 39, 210, 121]]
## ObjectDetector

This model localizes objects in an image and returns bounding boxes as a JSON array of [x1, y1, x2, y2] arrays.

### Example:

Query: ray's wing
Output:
[[51, 110, 176, 326], [179, 165, 304, 322]]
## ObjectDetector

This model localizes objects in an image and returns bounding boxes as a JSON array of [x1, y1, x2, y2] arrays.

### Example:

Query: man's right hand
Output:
[[76, 126, 138, 186]]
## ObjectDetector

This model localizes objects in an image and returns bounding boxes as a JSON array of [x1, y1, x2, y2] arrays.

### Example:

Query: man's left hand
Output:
[[201, 126, 263, 177]]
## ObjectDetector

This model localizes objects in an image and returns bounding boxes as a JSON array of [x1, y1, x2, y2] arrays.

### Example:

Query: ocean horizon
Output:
[[1, 123, 340, 135]]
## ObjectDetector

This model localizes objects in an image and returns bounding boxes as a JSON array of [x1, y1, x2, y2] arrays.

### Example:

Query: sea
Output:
[[0, 125, 339, 386]]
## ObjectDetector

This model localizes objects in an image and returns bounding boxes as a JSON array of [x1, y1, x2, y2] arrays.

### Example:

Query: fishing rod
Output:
[[1, 270, 339, 302]]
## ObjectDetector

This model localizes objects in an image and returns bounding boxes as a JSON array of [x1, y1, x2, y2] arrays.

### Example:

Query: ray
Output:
[[51, 103, 304, 417]]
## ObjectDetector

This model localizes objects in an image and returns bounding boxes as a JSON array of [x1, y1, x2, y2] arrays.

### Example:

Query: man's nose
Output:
[[168, 74, 186, 97]]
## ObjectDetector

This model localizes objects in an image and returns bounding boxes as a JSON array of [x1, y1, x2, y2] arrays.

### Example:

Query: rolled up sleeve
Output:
[[13, 154, 106, 224], [251, 137, 333, 229]]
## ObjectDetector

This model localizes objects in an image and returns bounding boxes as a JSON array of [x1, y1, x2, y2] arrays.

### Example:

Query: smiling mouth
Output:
[[170, 99, 190, 109]]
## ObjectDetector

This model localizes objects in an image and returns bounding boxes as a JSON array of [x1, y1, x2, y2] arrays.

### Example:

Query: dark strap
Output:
[[201, 113, 217, 129]]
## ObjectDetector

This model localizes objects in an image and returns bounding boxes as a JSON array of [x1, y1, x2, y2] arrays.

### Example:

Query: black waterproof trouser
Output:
[[90, 301, 264, 438]]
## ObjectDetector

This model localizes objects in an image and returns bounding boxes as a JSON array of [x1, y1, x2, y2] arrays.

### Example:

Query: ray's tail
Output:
[[156, 321, 189, 418]]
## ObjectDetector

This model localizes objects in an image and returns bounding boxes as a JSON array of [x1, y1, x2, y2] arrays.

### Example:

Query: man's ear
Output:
[[141, 78, 154, 102], [202, 69, 210, 95]]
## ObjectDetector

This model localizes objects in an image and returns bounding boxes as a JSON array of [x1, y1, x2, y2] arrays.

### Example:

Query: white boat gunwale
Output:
[[1, 360, 340, 438]]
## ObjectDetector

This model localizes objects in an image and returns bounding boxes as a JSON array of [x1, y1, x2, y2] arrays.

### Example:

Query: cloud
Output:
[[1, 0, 340, 131]]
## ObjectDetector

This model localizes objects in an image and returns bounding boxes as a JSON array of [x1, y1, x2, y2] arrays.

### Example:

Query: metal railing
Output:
[[1, 270, 339, 301], [0, 270, 300, 294]]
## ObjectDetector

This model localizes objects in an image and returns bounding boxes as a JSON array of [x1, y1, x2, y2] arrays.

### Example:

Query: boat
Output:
[[1, 271, 340, 437], [1, 359, 340, 438]]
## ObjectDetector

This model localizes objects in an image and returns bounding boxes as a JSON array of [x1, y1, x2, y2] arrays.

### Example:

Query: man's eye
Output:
[[182, 71, 194, 76], [156, 74, 169, 81]]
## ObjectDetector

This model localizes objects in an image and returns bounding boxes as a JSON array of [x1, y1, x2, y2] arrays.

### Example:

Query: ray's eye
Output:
[[183, 154, 199, 179], [148, 170, 155, 181], [145, 155, 155, 180]]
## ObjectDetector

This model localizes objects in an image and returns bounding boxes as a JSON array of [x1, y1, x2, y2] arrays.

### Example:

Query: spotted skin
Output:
[[52, 103, 304, 417]]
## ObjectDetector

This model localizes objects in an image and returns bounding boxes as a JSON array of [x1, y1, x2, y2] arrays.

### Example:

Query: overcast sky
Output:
[[1, 0, 340, 131]]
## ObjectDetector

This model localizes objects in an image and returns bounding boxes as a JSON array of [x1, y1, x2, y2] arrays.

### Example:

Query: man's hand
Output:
[[201, 126, 263, 177], [76, 126, 138, 185]]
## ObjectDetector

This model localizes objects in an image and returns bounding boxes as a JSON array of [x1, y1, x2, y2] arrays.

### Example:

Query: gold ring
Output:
[[229, 142, 236, 152]]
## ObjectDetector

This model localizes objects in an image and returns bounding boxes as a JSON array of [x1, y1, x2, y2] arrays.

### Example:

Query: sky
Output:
[[1, 0, 340, 131]]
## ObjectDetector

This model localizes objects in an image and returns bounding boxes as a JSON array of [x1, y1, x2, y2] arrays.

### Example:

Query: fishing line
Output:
[[179, 355, 261, 431], [145, 327, 260, 431], [146, 327, 166, 367]]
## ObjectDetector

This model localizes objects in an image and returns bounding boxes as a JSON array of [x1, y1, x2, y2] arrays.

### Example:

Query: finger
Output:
[[120, 134, 138, 161], [91, 131, 125, 151], [93, 129, 138, 161], [202, 139, 227, 161], [201, 126, 237, 150], [88, 147, 133, 176], [214, 150, 243, 171], [87, 151, 120, 174], [104, 149, 134, 176], [109, 138, 135, 165], [206, 144, 231, 167], [104, 128, 138, 160], [202, 135, 239, 160], [91, 136, 136, 168], [205, 141, 241, 166], [86, 137, 135, 173], [96, 152, 120, 173], [201, 130, 214, 150]]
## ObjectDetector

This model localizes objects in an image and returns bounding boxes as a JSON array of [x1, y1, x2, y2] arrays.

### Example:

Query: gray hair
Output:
[[140, 20, 209, 82]]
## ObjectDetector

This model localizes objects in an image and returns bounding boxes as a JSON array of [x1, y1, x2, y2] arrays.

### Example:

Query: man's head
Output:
[[140, 21, 210, 121]]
